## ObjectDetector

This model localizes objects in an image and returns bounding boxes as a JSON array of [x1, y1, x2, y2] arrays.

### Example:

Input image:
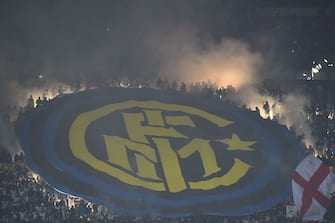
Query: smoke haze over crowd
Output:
[[0, 0, 323, 154]]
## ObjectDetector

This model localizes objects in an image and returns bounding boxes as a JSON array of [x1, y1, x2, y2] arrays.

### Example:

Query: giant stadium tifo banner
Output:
[[16, 87, 304, 217]]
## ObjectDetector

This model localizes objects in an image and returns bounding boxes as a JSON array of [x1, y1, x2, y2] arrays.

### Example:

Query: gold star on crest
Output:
[[218, 133, 255, 151]]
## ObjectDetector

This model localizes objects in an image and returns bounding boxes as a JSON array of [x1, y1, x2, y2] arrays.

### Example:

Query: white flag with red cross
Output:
[[292, 154, 335, 221]]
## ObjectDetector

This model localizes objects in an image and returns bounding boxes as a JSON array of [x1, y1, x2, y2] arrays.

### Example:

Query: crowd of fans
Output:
[[0, 155, 299, 223], [1, 78, 335, 223]]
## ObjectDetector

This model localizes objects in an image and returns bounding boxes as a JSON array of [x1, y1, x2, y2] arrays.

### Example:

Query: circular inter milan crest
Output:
[[17, 87, 303, 217]]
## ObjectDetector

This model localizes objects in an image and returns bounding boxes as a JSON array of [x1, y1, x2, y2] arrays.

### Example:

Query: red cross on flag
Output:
[[292, 154, 335, 221]]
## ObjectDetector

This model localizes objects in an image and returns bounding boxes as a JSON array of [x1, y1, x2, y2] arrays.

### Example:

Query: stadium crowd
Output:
[[1, 78, 335, 223], [0, 154, 300, 223]]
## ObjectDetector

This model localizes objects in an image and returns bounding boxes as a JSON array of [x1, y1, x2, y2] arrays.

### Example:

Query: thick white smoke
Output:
[[0, 108, 22, 156], [277, 93, 313, 147], [147, 25, 315, 147], [225, 84, 315, 147], [0, 79, 74, 156], [148, 26, 263, 89]]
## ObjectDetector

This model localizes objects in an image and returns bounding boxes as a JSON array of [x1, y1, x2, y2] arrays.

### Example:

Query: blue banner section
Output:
[[16, 87, 303, 217]]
